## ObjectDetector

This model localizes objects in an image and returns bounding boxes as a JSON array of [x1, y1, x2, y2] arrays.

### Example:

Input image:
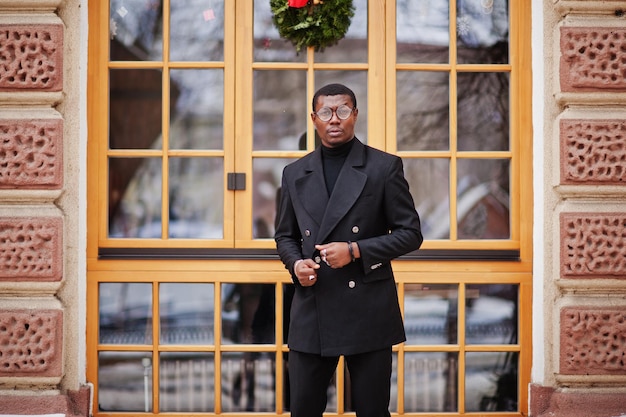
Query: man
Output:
[[275, 83, 423, 417]]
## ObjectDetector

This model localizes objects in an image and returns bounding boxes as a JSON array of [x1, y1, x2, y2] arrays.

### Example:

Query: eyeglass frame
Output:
[[312, 104, 356, 122]]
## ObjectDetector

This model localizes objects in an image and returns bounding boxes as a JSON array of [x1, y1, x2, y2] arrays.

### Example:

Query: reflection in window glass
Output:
[[108, 157, 162, 238], [466, 284, 517, 344], [222, 284, 276, 345], [404, 284, 458, 345], [109, 69, 163, 150], [396, 71, 449, 151], [159, 352, 215, 412], [314, 0, 368, 64], [253, 70, 307, 151], [403, 158, 450, 240], [253, 0, 306, 63], [99, 283, 152, 344], [221, 351, 276, 412], [169, 69, 224, 150], [457, 159, 510, 239], [315, 71, 368, 144], [253, 158, 294, 239], [457, 0, 509, 64], [109, 0, 163, 61], [457, 72, 510, 152], [170, 0, 224, 61], [466, 351, 518, 412], [98, 351, 153, 412], [404, 352, 458, 412], [168, 158, 224, 239], [159, 283, 214, 344], [397, 0, 449, 64]]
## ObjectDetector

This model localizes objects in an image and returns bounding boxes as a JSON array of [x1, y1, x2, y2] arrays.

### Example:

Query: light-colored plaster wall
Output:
[[531, 0, 546, 386], [56, 0, 89, 389]]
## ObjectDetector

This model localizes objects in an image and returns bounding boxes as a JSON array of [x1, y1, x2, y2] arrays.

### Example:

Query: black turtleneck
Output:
[[321, 138, 354, 195]]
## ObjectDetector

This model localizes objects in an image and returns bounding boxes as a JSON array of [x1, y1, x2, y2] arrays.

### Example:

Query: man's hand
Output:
[[315, 241, 358, 269], [294, 259, 320, 286]]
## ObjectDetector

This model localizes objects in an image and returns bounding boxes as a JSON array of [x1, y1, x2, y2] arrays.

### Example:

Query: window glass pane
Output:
[[170, 1, 224, 61], [99, 283, 153, 344], [404, 284, 458, 345], [98, 352, 153, 411], [390, 353, 398, 411], [168, 157, 224, 239], [465, 351, 518, 412], [403, 158, 450, 240], [253, 0, 306, 63], [315, 70, 368, 144], [159, 283, 215, 344], [457, 158, 510, 239], [404, 352, 458, 412], [397, 0, 449, 64], [397, 71, 449, 151], [253, 158, 294, 239], [466, 284, 518, 344], [169, 69, 224, 150], [457, 72, 509, 151], [222, 284, 276, 345], [314, 0, 367, 63], [109, 69, 162, 150], [221, 351, 277, 411], [457, 0, 509, 64], [253, 70, 307, 151], [109, 0, 163, 61], [109, 157, 162, 238], [159, 352, 215, 412]]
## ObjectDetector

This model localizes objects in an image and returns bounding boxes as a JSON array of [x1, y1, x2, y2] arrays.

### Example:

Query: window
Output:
[[87, 0, 531, 415]]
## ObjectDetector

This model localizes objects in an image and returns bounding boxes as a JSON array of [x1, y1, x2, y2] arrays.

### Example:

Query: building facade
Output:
[[0, 0, 625, 416]]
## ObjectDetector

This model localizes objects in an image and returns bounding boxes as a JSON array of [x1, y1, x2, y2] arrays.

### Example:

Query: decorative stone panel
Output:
[[534, 388, 626, 417], [0, 24, 63, 91], [560, 119, 626, 184], [560, 213, 626, 277], [560, 307, 626, 375], [0, 118, 63, 188], [0, 309, 62, 377], [560, 27, 626, 92], [0, 217, 62, 281]]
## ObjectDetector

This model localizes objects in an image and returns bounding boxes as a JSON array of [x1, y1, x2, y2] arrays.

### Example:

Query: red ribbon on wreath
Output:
[[288, 0, 308, 7]]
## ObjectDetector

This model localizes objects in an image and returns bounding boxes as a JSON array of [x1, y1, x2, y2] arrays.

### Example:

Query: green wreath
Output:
[[270, 0, 355, 52]]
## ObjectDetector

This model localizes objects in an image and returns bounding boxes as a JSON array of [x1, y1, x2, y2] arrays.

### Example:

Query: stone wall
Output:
[[0, 0, 89, 415], [530, 1, 626, 415]]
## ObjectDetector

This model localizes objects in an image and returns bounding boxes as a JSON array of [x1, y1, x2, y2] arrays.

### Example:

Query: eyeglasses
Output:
[[314, 105, 355, 122]]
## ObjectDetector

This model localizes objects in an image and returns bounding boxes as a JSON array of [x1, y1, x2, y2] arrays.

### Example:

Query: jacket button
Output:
[[305, 229, 311, 236], [348, 280, 356, 288], [352, 226, 359, 234]]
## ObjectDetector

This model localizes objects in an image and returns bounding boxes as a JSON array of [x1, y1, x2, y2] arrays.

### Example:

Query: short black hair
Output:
[[312, 83, 357, 111]]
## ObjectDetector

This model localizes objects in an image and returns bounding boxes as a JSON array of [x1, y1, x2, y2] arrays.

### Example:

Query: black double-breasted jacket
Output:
[[275, 138, 423, 356]]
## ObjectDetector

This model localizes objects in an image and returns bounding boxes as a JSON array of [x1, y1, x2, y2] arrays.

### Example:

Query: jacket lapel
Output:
[[317, 139, 367, 243], [295, 149, 328, 226]]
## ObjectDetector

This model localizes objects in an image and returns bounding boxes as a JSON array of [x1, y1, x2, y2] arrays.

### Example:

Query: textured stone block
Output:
[[0, 24, 63, 91], [535, 389, 626, 417], [560, 307, 626, 375], [0, 118, 63, 188], [0, 386, 90, 416], [560, 27, 626, 92], [0, 217, 62, 281], [560, 213, 626, 277], [0, 309, 62, 377], [560, 119, 626, 184]]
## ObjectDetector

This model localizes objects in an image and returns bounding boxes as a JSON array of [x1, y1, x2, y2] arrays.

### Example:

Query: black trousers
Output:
[[288, 347, 393, 417]]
